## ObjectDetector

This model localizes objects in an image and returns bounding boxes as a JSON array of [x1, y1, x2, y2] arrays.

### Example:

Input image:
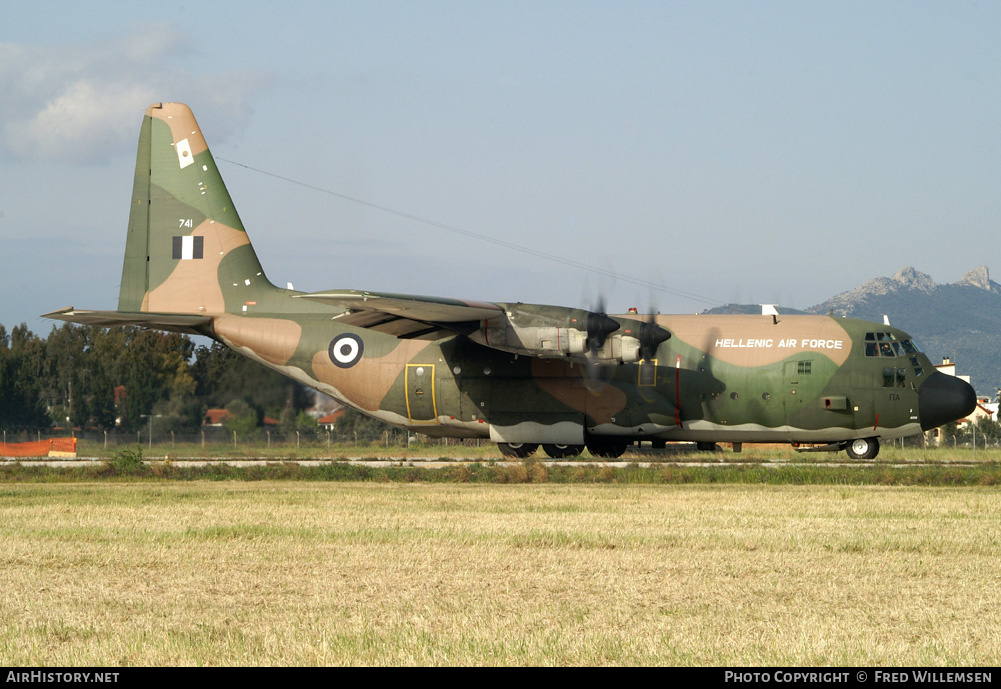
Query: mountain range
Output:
[[705, 266, 1001, 395]]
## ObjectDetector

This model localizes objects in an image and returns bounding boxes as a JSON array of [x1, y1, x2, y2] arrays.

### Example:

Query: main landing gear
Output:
[[497, 439, 629, 459], [844, 437, 880, 460], [497, 442, 539, 459], [542, 443, 584, 458]]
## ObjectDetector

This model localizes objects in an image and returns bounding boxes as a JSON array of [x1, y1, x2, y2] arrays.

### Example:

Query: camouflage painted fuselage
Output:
[[212, 302, 931, 446], [46, 103, 976, 455]]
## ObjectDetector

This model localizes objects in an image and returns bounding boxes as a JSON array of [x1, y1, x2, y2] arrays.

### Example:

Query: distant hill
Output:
[[704, 266, 1001, 395]]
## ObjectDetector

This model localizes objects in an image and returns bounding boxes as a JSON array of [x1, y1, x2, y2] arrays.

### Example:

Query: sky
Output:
[[3, 1, 1001, 335]]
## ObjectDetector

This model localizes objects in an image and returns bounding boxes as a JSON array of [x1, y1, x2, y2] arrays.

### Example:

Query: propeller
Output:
[[581, 297, 619, 392], [585, 308, 620, 355], [637, 310, 671, 361]]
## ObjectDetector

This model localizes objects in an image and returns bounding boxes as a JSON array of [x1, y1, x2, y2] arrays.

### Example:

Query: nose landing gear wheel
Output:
[[845, 437, 879, 460]]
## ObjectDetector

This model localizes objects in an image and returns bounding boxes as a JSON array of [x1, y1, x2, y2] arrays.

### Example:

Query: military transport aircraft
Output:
[[45, 102, 976, 460]]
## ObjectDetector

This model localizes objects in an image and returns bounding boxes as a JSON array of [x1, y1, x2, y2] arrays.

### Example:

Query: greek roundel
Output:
[[328, 333, 364, 368]]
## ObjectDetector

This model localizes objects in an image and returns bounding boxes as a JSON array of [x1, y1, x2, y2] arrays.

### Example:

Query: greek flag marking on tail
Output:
[[172, 235, 204, 260]]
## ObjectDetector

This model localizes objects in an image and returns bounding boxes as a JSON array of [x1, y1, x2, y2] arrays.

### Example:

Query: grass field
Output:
[[1, 481, 999, 665]]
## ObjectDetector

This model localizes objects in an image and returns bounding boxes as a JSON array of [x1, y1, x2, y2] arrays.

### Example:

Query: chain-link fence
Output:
[[1, 426, 487, 453]]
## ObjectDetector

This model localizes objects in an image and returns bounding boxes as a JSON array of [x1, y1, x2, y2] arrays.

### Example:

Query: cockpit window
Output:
[[864, 333, 922, 357]]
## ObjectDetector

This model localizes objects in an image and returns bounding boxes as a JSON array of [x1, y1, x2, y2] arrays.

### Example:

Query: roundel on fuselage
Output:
[[328, 333, 364, 368]]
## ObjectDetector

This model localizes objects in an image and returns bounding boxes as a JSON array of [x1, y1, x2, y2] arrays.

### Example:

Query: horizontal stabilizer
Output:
[[43, 307, 211, 335]]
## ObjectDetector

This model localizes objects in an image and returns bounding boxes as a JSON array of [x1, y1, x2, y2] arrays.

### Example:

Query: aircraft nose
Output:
[[919, 372, 977, 431]]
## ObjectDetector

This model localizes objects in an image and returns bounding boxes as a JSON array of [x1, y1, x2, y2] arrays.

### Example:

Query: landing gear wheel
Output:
[[696, 442, 719, 452], [585, 438, 628, 459], [542, 443, 584, 459], [498, 442, 539, 459], [845, 437, 879, 460]]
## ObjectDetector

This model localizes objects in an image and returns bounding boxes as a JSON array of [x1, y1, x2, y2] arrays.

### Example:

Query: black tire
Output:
[[585, 438, 628, 459], [542, 443, 584, 459], [696, 442, 719, 452], [498, 442, 539, 459], [845, 437, 879, 460]]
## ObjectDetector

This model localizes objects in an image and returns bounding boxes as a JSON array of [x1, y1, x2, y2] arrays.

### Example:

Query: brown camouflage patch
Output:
[[530, 358, 627, 424], [311, 338, 432, 412], [653, 315, 853, 367], [145, 220, 251, 313], [214, 315, 302, 366]]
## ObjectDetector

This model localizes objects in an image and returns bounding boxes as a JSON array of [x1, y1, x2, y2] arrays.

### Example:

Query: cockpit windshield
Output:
[[864, 332, 921, 358]]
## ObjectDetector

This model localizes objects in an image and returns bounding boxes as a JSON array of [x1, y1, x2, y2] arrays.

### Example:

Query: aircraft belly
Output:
[[489, 421, 584, 445], [659, 421, 922, 443]]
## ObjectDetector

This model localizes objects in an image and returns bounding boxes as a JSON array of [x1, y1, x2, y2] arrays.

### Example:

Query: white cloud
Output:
[[0, 24, 271, 163]]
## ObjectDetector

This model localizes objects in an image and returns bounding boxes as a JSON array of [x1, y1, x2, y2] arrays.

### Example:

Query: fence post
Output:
[[233, 431, 237, 448], [297, 431, 300, 449]]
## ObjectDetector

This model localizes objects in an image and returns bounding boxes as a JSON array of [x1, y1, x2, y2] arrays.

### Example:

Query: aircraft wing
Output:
[[43, 307, 212, 335], [293, 290, 504, 339]]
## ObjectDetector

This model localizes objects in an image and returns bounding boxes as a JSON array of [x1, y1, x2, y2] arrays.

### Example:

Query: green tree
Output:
[[191, 341, 310, 417], [223, 398, 260, 439], [0, 323, 49, 430]]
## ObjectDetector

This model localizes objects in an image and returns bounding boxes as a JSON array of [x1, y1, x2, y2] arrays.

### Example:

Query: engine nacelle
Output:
[[467, 302, 647, 364]]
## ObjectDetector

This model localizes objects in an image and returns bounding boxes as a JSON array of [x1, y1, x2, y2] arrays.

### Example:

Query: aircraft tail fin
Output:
[[118, 102, 277, 315]]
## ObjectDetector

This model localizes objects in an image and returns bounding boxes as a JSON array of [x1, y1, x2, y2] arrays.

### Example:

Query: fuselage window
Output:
[[797, 361, 812, 375], [865, 342, 879, 357], [883, 368, 895, 387]]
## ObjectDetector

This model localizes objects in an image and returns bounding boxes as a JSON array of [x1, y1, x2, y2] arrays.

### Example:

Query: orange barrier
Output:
[[0, 438, 77, 457]]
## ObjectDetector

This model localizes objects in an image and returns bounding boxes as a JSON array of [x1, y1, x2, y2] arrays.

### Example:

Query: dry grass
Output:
[[1, 482, 999, 665]]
